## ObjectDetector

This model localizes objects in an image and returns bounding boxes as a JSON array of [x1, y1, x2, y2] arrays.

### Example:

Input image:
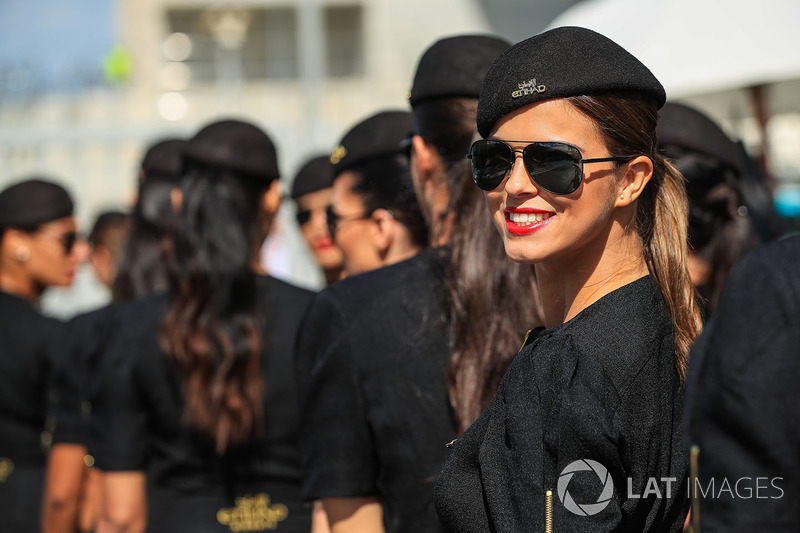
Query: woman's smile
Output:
[[504, 206, 555, 235]]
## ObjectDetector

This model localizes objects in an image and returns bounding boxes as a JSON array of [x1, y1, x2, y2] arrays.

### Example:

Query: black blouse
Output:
[[434, 275, 689, 533], [0, 291, 61, 532], [296, 249, 456, 533], [90, 276, 314, 533], [50, 304, 118, 446]]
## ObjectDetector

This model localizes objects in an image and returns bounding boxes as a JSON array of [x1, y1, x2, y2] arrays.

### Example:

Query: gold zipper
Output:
[[519, 329, 533, 352], [545, 490, 553, 533], [689, 445, 701, 533]]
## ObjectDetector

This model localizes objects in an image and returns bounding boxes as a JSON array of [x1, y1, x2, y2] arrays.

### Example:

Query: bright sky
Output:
[[0, 0, 114, 89]]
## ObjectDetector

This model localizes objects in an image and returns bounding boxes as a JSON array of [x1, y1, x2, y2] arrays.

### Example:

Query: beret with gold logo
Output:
[[477, 26, 666, 138]]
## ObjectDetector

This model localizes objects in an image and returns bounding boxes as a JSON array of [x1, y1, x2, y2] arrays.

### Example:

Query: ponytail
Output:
[[569, 92, 702, 379], [161, 166, 266, 453], [637, 156, 703, 378]]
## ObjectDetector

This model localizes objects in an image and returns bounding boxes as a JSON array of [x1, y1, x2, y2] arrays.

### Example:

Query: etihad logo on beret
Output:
[[330, 145, 347, 165], [512, 79, 546, 99]]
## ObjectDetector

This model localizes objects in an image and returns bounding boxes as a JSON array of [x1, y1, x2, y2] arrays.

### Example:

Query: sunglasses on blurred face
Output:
[[467, 139, 635, 195], [38, 230, 78, 254]]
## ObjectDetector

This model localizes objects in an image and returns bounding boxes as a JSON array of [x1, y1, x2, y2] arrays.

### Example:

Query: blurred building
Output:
[[0, 0, 577, 309]]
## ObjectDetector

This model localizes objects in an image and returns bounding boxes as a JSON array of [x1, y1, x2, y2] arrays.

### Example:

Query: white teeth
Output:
[[509, 212, 553, 226]]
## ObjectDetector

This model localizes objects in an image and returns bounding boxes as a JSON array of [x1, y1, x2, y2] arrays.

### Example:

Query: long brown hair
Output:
[[414, 98, 542, 433], [161, 164, 267, 453], [568, 92, 703, 378]]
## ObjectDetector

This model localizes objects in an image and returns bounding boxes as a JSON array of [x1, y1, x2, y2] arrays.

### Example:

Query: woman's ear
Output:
[[1, 229, 30, 263], [412, 135, 443, 187], [616, 155, 654, 207], [261, 179, 283, 217], [370, 209, 396, 256]]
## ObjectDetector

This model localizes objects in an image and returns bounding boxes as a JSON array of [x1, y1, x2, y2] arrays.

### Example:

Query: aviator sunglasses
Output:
[[468, 139, 635, 195]]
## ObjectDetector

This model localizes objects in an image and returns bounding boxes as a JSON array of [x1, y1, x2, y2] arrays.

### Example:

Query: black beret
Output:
[[477, 26, 666, 138], [182, 119, 279, 183], [331, 111, 414, 177], [0, 178, 74, 229], [141, 138, 187, 182], [657, 102, 742, 175], [290, 155, 334, 199], [408, 34, 511, 107]]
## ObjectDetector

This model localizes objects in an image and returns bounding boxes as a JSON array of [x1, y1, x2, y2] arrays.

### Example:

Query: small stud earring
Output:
[[16, 246, 30, 262], [619, 194, 624, 199]]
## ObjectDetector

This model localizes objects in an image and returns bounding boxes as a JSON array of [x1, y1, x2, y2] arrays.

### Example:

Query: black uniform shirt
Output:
[[684, 235, 800, 532], [0, 290, 61, 532], [90, 276, 314, 533], [50, 304, 118, 446], [435, 275, 689, 533], [296, 249, 455, 533]]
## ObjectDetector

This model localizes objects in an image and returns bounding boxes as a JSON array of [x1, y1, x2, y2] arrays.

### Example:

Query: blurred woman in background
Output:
[[91, 119, 314, 532], [657, 102, 760, 316], [296, 37, 540, 533], [407, 34, 542, 434], [326, 110, 427, 276], [43, 138, 186, 533], [0, 178, 80, 532], [290, 155, 344, 286]]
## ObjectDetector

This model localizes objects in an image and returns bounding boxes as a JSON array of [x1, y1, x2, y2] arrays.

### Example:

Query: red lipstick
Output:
[[504, 206, 555, 235]]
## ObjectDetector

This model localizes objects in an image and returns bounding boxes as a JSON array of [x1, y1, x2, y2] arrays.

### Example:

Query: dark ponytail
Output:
[[414, 98, 542, 433], [161, 165, 266, 453], [159, 120, 278, 453]]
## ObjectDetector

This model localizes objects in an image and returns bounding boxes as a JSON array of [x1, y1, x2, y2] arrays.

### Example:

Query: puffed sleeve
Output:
[[685, 238, 800, 532], [295, 289, 378, 499], [89, 317, 149, 471]]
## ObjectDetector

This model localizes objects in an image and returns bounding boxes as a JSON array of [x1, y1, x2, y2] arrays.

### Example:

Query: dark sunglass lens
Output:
[[63, 233, 77, 254], [470, 140, 513, 191], [295, 209, 312, 226], [522, 143, 582, 195]]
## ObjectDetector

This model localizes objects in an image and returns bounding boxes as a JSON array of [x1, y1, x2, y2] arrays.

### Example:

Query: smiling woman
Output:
[[434, 27, 701, 533]]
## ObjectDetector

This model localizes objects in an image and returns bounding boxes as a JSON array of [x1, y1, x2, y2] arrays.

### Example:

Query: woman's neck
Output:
[[534, 229, 649, 329], [0, 270, 41, 305]]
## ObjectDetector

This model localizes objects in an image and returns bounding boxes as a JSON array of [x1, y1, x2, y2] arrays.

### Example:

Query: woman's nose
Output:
[[504, 152, 539, 198]]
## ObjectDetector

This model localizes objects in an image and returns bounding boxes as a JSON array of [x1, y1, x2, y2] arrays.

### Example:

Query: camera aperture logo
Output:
[[557, 459, 614, 516], [558, 458, 785, 518]]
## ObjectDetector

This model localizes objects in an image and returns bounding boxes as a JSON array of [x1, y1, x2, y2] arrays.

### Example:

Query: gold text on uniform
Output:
[[217, 493, 289, 532], [0, 458, 13, 482]]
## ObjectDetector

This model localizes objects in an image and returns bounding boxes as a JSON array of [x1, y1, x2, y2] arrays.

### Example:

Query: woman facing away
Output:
[[91, 120, 314, 533], [296, 35, 541, 533], [43, 138, 187, 533], [435, 26, 701, 532], [0, 178, 81, 532]]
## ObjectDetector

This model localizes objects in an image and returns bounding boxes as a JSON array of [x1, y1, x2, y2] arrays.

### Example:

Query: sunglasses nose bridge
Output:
[[505, 149, 541, 196]]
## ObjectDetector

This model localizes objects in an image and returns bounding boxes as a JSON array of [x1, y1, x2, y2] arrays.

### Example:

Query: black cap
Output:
[[477, 26, 666, 138], [408, 34, 511, 107], [657, 102, 742, 175], [0, 178, 74, 228], [290, 155, 335, 199], [330, 111, 414, 177], [182, 119, 279, 183], [141, 138, 187, 182]]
